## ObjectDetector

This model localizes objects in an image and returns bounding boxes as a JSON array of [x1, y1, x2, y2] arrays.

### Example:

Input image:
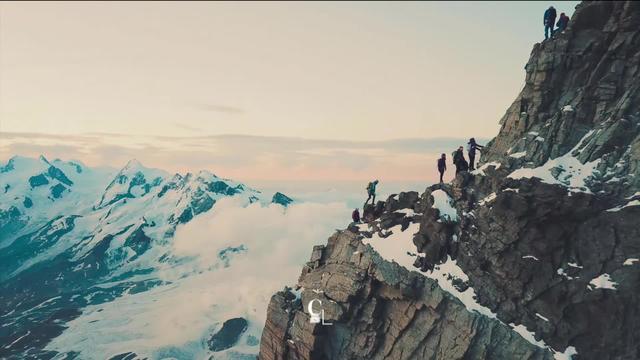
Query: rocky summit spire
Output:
[[481, 1, 640, 197]]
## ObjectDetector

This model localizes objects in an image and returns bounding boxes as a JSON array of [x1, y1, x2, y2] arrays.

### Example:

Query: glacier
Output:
[[0, 155, 349, 359]]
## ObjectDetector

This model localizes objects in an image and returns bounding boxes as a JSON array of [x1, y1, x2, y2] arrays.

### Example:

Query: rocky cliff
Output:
[[482, 0, 640, 197], [258, 2, 640, 360]]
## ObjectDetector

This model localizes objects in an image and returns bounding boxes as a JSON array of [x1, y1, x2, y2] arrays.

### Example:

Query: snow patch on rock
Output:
[[588, 273, 617, 290], [431, 190, 459, 222], [508, 130, 600, 193]]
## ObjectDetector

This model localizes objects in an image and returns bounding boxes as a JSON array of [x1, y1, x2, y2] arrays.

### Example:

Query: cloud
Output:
[[172, 122, 205, 133], [193, 103, 245, 114], [0, 131, 490, 182], [46, 198, 351, 358]]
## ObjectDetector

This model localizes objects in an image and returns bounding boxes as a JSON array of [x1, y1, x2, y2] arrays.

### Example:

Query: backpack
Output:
[[452, 151, 460, 164]]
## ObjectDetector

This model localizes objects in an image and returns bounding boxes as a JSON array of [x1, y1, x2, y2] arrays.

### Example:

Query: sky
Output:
[[0, 1, 579, 183]]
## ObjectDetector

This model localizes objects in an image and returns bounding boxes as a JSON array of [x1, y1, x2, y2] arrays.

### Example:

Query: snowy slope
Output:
[[0, 155, 325, 360]]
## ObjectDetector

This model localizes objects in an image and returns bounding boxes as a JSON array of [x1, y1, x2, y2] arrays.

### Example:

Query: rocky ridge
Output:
[[258, 2, 640, 359]]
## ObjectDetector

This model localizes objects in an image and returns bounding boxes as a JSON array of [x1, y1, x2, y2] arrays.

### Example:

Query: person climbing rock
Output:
[[365, 180, 379, 205], [437, 153, 447, 183], [453, 147, 468, 175], [556, 12, 569, 33], [467, 138, 484, 171], [544, 6, 557, 40], [352, 208, 361, 223]]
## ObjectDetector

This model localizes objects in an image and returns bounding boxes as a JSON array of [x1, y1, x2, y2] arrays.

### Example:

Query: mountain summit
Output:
[[258, 2, 640, 359]]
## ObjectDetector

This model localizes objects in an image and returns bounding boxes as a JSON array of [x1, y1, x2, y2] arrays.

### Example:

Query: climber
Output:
[[453, 146, 468, 175], [352, 208, 361, 223], [365, 180, 379, 205], [467, 138, 484, 171], [543, 6, 557, 40], [437, 153, 447, 184], [556, 12, 570, 33]]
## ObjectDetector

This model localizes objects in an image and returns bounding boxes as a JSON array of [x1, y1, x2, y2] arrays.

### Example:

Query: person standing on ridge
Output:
[[352, 208, 361, 223], [556, 12, 570, 33], [467, 138, 484, 171], [365, 180, 379, 205], [544, 6, 557, 40], [437, 153, 447, 184], [453, 147, 468, 175]]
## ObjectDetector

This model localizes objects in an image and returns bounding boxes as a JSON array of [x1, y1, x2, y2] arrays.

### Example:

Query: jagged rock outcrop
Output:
[[260, 179, 639, 359], [273, 192, 294, 207], [259, 2, 640, 359], [482, 1, 640, 197], [416, 179, 639, 359], [260, 229, 554, 360]]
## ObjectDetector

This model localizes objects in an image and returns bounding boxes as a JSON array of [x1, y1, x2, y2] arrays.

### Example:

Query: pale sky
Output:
[[0, 1, 578, 182]]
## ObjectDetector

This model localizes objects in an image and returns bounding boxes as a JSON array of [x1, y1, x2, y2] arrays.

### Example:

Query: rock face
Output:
[[260, 230, 555, 360], [482, 1, 640, 197], [272, 192, 294, 207], [208, 317, 249, 351], [258, 2, 640, 359]]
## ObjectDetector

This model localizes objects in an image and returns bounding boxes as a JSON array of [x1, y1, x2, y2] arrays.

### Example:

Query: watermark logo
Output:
[[307, 299, 333, 325]]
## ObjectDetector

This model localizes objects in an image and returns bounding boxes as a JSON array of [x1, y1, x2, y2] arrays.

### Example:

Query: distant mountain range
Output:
[[0, 155, 291, 359]]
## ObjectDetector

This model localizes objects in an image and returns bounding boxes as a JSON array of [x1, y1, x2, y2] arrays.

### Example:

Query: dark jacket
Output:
[[557, 14, 569, 29], [437, 158, 446, 171], [544, 7, 557, 25], [468, 141, 483, 156], [352, 210, 360, 222], [453, 149, 464, 165]]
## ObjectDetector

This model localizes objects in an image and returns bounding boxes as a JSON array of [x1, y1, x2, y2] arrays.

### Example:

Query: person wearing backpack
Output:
[[365, 180, 379, 205], [453, 147, 467, 175], [437, 154, 447, 183]]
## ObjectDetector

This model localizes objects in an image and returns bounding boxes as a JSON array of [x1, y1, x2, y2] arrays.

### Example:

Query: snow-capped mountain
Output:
[[0, 155, 291, 359]]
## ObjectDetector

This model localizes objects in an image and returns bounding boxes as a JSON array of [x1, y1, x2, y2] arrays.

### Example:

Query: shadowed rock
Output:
[[208, 317, 249, 352]]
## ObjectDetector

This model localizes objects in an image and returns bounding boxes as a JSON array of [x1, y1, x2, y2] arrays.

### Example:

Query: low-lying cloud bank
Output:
[[0, 132, 488, 182]]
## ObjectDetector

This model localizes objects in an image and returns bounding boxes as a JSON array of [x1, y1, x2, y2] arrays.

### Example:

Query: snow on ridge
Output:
[[557, 268, 576, 280], [507, 130, 600, 193], [623, 258, 638, 266], [535, 313, 549, 322], [395, 208, 420, 216], [588, 273, 618, 290], [606, 199, 640, 212], [509, 323, 578, 360], [431, 189, 459, 222], [472, 161, 501, 176], [509, 151, 527, 159], [363, 223, 421, 272], [478, 192, 497, 206], [363, 222, 578, 359], [363, 223, 495, 319], [626, 192, 640, 199]]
